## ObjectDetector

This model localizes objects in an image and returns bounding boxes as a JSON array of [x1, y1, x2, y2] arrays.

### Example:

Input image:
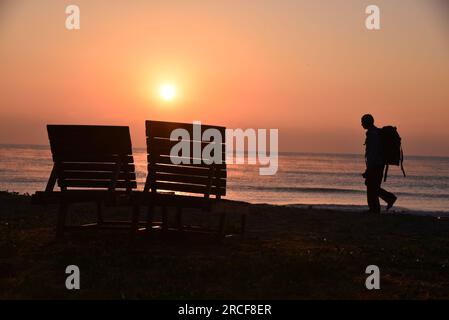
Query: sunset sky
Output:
[[1, 0, 448, 155]]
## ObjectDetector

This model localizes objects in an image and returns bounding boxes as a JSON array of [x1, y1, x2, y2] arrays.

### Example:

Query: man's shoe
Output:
[[386, 196, 397, 211]]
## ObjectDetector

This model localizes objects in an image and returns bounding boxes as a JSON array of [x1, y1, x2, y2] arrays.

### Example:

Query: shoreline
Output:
[[2, 190, 449, 218]]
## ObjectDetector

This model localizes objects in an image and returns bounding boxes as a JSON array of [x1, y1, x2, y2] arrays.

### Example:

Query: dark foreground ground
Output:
[[1, 191, 449, 299]]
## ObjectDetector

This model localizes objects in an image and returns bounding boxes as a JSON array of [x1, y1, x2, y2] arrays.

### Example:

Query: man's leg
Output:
[[379, 166, 397, 209], [367, 185, 380, 213], [365, 168, 381, 213], [379, 188, 396, 204]]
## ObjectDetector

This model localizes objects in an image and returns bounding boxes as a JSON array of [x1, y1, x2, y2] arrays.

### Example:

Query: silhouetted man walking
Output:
[[361, 114, 397, 213]]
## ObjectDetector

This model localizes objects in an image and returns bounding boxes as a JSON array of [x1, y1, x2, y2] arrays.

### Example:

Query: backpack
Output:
[[380, 126, 406, 181]]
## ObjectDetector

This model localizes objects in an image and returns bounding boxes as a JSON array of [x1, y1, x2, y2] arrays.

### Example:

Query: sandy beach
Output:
[[1, 190, 449, 299]]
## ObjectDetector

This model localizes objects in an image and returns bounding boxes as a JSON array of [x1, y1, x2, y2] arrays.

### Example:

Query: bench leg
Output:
[[176, 207, 183, 231], [131, 205, 139, 234], [96, 201, 104, 225], [241, 213, 246, 235], [56, 202, 68, 239], [218, 212, 227, 236], [146, 204, 154, 232], [162, 206, 168, 232]]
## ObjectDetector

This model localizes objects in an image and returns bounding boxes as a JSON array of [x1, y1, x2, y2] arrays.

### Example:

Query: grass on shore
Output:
[[1, 191, 449, 299]]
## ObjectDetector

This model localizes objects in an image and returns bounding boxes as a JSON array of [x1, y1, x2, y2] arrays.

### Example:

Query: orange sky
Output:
[[1, 0, 448, 155]]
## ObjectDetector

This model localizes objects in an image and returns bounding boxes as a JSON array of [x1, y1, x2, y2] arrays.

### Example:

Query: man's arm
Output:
[[365, 129, 382, 169]]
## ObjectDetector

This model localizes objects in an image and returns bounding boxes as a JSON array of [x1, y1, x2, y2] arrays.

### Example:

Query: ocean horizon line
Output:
[[1, 143, 449, 160]]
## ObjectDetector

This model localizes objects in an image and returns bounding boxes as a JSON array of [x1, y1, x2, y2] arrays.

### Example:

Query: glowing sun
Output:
[[159, 83, 177, 101]]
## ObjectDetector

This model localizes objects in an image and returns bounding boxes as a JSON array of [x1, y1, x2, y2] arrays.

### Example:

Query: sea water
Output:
[[1, 145, 448, 214]]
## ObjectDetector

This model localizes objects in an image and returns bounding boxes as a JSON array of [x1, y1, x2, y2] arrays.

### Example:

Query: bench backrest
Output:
[[46, 125, 137, 192], [144, 120, 226, 199]]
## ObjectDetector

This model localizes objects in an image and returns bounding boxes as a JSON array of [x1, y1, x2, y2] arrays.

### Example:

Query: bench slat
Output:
[[146, 121, 226, 141], [149, 138, 225, 159], [59, 179, 137, 189], [154, 181, 226, 196], [155, 172, 226, 188], [152, 164, 226, 178], [53, 155, 134, 163], [148, 154, 226, 168], [61, 163, 135, 172], [48, 125, 132, 155], [61, 171, 136, 181]]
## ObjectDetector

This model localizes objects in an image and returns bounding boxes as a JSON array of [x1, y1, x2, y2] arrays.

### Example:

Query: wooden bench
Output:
[[140, 120, 237, 235], [32, 125, 139, 237]]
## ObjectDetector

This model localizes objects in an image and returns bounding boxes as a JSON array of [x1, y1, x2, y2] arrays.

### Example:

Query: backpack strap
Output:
[[383, 164, 389, 182], [400, 147, 406, 177]]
